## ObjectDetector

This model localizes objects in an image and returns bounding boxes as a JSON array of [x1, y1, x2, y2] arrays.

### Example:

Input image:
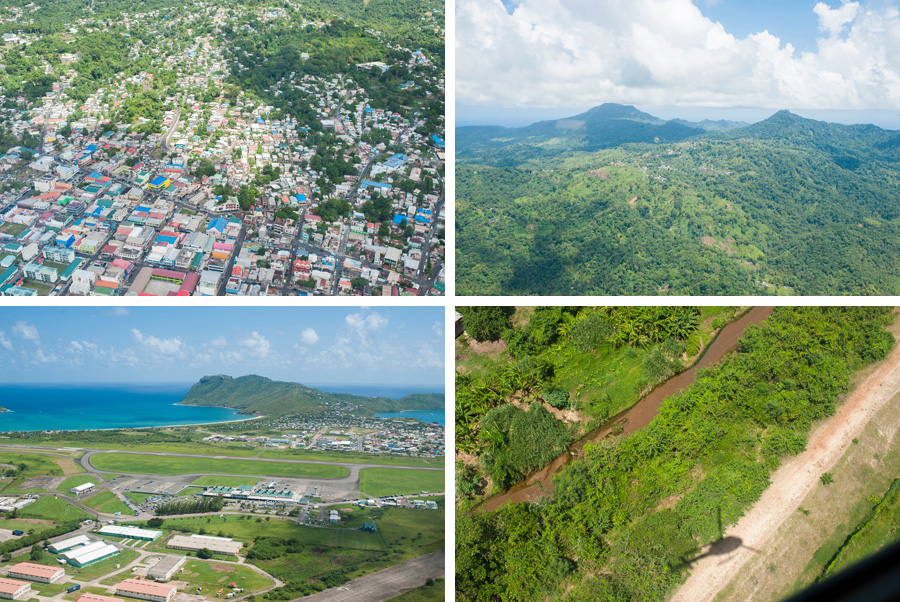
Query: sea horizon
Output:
[[0, 382, 444, 432]]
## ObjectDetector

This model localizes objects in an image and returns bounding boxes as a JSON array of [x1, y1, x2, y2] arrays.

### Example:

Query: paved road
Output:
[[293, 550, 444, 602]]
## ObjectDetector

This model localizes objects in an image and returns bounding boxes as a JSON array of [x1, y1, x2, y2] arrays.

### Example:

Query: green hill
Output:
[[179, 375, 443, 417], [457, 108, 900, 295]]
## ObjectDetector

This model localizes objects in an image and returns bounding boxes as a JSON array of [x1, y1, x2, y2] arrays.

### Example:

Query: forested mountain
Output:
[[180, 375, 443, 416], [457, 106, 900, 295]]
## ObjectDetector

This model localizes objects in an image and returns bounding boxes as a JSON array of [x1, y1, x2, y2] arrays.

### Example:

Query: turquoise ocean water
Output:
[[0, 383, 444, 431]]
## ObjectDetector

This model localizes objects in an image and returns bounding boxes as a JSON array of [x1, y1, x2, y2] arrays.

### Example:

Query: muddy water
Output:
[[479, 307, 774, 512]]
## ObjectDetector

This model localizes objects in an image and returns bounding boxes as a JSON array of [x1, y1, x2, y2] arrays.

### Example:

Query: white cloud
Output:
[[34, 347, 57, 363], [815, 2, 861, 35], [70, 340, 97, 352], [345, 310, 388, 338], [12, 321, 39, 341], [240, 331, 271, 359], [300, 328, 320, 345], [433, 321, 444, 337], [457, 0, 900, 110], [132, 328, 184, 357], [108, 307, 131, 317], [0, 331, 11, 350]]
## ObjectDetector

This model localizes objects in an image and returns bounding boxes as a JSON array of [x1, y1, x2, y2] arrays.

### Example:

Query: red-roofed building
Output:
[[115, 579, 176, 602], [8, 563, 64, 584], [0, 578, 30, 600]]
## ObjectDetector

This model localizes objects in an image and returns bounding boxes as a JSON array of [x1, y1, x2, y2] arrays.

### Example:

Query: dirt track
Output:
[[670, 317, 900, 602]]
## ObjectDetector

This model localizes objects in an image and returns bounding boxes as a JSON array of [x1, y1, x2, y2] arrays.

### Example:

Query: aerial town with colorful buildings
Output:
[[0, 0, 445, 296]]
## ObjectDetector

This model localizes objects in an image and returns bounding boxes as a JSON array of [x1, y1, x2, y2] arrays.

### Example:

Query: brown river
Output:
[[479, 306, 775, 512]]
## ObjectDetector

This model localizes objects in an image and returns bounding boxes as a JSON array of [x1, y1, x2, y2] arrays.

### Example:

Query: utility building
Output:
[[7, 563, 65, 583], [0, 578, 30, 600], [115, 579, 177, 602]]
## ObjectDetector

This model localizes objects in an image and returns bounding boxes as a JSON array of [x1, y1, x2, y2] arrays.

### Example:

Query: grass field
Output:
[[0, 518, 57, 535], [387, 578, 444, 601], [17, 495, 90, 522], [83, 490, 130, 515], [139, 515, 301, 542], [61, 586, 109, 601], [259, 450, 443, 468], [57, 475, 100, 493], [0, 452, 65, 478], [190, 476, 258, 488], [123, 492, 152, 504], [176, 559, 273, 592], [91, 454, 349, 479], [358, 469, 445, 498]]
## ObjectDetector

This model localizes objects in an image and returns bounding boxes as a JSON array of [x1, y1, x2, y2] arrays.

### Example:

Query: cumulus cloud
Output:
[[345, 310, 388, 338], [0, 331, 11, 350], [457, 0, 900, 110], [300, 328, 320, 345], [12, 321, 39, 341], [132, 328, 184, 357], [240, 331, 271, 359], [815, 2, 861, 35]]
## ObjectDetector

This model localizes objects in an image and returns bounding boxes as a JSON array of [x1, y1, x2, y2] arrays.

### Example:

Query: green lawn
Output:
[[0, 452, 65, 479], [191, 476, 258, 488], [0, 223, 25, 236], [83, 490, 130, 515], [140, 515, 299, 542], [123, 492, 152, 504], [249, 505, 443, 587], [260, 450, 443, 468], [17, 496, 90, 522], [21, 279, 54, 295], [57, 475, 101, 493], [61, 585, 110, 601], [91, 454, 349, 479], [358, 469, 445, 498], [0, 518, 57, 535], [176, 559, 273, 592]]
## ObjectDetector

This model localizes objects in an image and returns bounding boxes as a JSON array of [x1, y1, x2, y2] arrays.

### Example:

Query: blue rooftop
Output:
[[362, 180, 393, 190], [392, 214, 407, 224]]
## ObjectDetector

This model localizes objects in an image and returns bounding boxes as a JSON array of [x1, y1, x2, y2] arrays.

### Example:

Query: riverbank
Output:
[[476, 307, 772, 511]]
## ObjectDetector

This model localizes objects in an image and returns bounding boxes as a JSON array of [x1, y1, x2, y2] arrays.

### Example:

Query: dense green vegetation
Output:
[[155, 494, 225, 516], [457, 105, 900, 295], [456, 307, 895, 601], [456, 306, 712, 457], [180, 374, 443, 416]]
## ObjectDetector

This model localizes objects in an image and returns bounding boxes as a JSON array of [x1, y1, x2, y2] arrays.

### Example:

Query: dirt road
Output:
[[670, 319, 900, 602]]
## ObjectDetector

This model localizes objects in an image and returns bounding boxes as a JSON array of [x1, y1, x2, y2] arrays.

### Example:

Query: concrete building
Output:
[[48, 534, 92, 554], [146, 555, 185, 582], [7, 563, 65, 584], [98, 526, 161, 541], [115, 579, 177, 602], [0, 579, 30, 600], [62, 541, 119, 567], [166, 534, 242, 556], [70, 482, 95, 496]]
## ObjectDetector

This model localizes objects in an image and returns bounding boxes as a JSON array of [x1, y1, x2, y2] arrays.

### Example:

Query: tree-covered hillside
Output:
[[180, 374, 443, 416], [457, 106, 900, 295]]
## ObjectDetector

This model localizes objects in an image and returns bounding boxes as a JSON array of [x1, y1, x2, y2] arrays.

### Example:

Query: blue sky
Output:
[[458, 1, 900, 127], [0, 307, 444, 386]]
